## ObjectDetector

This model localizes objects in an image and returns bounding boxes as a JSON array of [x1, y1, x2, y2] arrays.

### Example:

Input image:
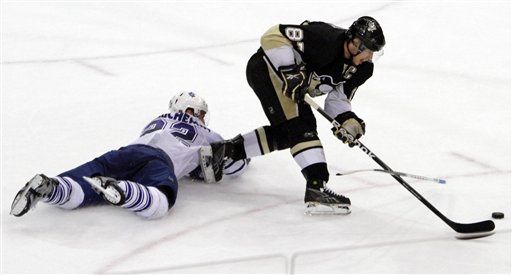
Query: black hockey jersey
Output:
[[275, 21, 374, 100]]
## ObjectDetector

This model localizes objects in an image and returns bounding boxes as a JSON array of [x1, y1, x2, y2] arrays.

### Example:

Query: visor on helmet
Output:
[[351, 38, 384, 62]]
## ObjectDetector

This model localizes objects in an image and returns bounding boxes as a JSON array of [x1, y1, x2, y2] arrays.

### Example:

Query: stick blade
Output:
[[455, 231, 495, 240], [451, 220, 495, 240]]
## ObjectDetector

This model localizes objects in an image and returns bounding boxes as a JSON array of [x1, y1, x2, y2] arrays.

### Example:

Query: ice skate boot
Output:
[[304, 180, 351, 215], [10, 174, 58, 217], [83, 176, 125, 206]]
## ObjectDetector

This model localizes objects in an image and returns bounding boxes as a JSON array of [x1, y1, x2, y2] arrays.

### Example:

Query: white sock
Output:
[[118, 181, 169, 219], [293, 147, 327, 170], [44, 176, 84, 210], [242, 130, 263, 158]]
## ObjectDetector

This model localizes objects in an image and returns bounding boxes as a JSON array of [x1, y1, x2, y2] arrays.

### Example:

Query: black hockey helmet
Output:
[[347, 16, 385, 52]]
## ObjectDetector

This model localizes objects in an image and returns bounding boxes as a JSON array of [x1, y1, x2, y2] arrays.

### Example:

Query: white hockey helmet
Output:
[[169, 92, 209, 124]]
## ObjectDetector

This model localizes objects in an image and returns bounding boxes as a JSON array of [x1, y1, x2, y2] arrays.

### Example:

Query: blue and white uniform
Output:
[[133, 112, 223, 179], [46, 111, 248, 219]]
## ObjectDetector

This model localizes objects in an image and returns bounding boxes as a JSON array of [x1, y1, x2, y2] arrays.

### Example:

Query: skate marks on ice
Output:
[[2, 2, 397, 72], [113, 253, 288, 274], [109, 230, 511, 274], [446, 151, 510, 179], [1, 39, 257, 65], [94, 198, 301, 274], [73, 60, 116, 76], [289, 229, 511, 274], [329, 151, 510, 188]]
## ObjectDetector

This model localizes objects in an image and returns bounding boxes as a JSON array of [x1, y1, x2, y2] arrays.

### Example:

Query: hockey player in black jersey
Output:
[[206, 16, 385, 215]]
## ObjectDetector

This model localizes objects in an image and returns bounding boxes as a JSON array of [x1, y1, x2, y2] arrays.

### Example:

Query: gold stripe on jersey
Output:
[[261, 25, 292, 50], [263, 57, 299, 120], [256, 127, 271, 155], [290, 140, 323, 156]]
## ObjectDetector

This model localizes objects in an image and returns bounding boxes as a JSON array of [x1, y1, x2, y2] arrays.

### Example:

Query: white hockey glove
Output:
[[331, 111, 366, 147], [279, 64, 308, 103], [189, 158, 251, 181], [223, 158, 251, 176]]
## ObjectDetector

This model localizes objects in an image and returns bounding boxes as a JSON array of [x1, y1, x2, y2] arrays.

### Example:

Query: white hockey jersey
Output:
[[130, 112, 225, 180]]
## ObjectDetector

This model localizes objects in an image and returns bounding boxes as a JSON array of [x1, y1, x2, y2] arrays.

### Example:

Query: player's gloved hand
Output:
[[279, 64, 308, 103], [331, 111, 366, 147]]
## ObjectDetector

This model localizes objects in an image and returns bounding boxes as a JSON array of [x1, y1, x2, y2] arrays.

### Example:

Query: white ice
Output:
[[1, 1, 510, 274]]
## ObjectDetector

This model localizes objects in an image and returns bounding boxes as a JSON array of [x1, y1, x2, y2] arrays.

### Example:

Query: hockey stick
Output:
[[336, 169, 446, 184], [303, 94, 495, 239]]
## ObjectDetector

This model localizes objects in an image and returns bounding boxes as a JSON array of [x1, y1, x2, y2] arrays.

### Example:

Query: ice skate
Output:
[[200, 141, 226, 183], [83, 176, 125, 206], [10, 174, 58, 217], [304, 186, 351, 215]]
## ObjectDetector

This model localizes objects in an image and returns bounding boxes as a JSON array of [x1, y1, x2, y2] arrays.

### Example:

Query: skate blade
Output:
[[199, 146, 216, 184], [304, 202, 351, 216], [83, 176, 103, 191], [82, 176, 122, 204], [10, 192, 31, 216], [10, 174, 44, 216]]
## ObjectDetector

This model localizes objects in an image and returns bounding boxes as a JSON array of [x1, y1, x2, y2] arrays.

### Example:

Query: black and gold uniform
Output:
[[218, 17, 385, 213]]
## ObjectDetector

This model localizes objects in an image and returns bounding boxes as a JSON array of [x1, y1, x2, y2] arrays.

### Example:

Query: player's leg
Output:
[[84, 145, 177, 219], [246, 48, 351, 214], [286, 111, 351, 215], [199, 48, 293, 182], [10, 157, 109, 217], [83, 176, 171, 220], [213, 48, 295, 163]]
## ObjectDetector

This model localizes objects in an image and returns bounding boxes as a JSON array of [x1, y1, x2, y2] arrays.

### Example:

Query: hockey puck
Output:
[[492, 212, 504, 219]]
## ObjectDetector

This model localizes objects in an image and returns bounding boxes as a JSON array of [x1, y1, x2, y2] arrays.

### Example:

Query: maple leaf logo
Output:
[[368, 22, 377, 32]]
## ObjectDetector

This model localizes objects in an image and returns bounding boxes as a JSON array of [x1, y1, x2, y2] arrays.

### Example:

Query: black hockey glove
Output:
[[279, 64, 308, 103], [331, 111, 366, 147]]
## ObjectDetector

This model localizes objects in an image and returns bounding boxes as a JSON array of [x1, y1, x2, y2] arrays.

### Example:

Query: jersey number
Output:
[[170, 122, 197, 145], [141, 119, 166, 136], [141, 119, 198, 145], [284, 27, 304, 52]]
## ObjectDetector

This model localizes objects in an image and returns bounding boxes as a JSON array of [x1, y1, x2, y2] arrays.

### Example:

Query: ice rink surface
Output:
[[1, 1, 510, 274]]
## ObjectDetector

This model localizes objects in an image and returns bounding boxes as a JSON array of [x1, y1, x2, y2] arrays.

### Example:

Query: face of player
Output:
[[347, 38, 374, 65], [185, 108, 206, 125]]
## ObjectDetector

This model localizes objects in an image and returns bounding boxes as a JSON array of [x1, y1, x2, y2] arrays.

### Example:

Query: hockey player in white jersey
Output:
[[10, 92, 249, 219]]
